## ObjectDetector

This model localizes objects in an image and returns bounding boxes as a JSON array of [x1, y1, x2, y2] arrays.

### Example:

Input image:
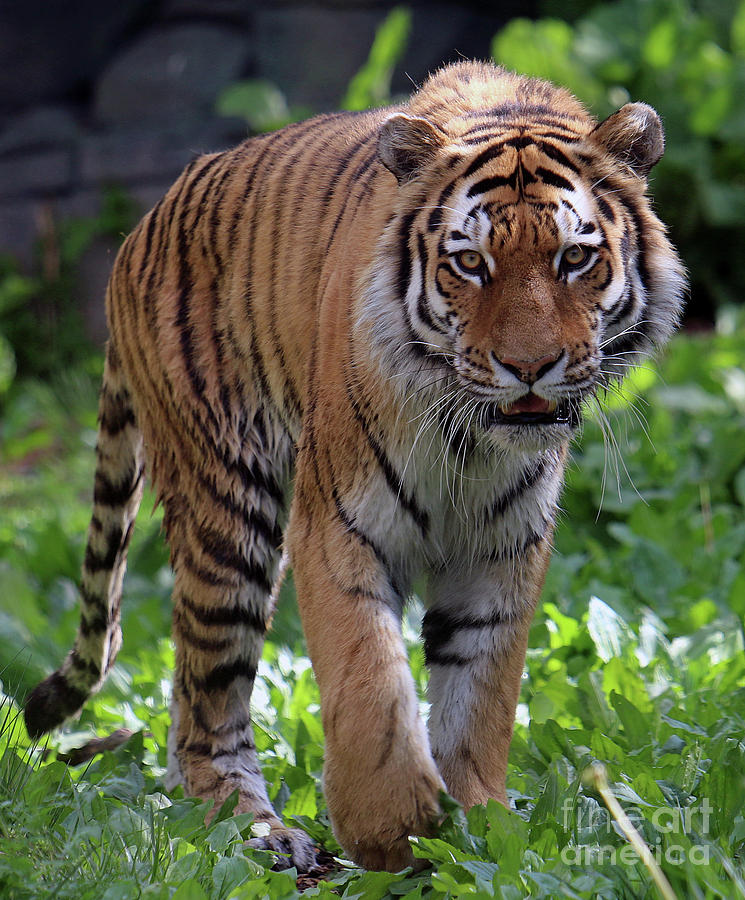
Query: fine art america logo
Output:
[[559, 797, 714, 867]]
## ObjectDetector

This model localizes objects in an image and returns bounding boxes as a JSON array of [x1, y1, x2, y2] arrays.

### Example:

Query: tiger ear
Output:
[[378, 114, 445, 184], [592, 103, 665, 178]]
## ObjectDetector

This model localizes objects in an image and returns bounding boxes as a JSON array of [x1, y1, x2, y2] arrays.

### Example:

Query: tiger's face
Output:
[[368, 97, 685, 453], [425, 156, 613, 450]]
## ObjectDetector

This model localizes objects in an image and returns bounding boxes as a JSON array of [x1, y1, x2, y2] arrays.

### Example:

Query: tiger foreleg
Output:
[[423, 546, 552, 809], [288, 496, 444, 872]]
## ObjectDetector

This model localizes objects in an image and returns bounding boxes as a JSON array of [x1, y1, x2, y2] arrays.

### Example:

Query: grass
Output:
[[0, 315, 744, 898]]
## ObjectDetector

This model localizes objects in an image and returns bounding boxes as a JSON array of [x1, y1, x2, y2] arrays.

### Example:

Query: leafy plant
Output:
[[492, 0, 745, 321]]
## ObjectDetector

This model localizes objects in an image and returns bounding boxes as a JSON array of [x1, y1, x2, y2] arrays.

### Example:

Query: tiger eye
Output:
[[456, 250, 484, 271], [562, 245, 591, 268]]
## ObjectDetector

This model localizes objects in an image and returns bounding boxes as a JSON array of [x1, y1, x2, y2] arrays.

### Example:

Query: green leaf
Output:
[[206, 818, 242, 852], [342, 7, 411, 110], [216, 80, 292, 132], [610, 692, 652, 750], [171, 880, 209, 900], [733, 0, 745, 56], [212, 856, 256, 896], [587, 596, 631, 662], [642, 17, 678, 69]]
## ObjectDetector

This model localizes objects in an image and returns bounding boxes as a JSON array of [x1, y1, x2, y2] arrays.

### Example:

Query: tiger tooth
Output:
[[547, 399, 558, 412]]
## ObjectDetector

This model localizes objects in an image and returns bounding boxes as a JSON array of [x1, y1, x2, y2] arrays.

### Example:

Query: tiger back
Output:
[[25, 61, 685, 872]]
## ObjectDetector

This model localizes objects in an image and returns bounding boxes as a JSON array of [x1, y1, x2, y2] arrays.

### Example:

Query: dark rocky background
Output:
[[0, 0, 535, 343]]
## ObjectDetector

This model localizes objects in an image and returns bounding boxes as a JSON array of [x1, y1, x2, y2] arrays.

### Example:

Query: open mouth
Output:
[[482, 394, 573, 427]]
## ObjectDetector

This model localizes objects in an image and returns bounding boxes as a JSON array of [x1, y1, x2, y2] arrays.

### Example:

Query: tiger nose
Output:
[[496, 352, 562, 384]]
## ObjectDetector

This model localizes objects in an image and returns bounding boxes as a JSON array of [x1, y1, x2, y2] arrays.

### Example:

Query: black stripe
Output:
[[535, 167, 574, 191], [180, 551, 237, 588], [84, 523, 131, 573], [593, 190, 616, 224], [174, 609, 235, 652], [345, 385, 430, 535], [617, 197, 651, 292], [467, 171, 518, 198], [238, 125, 324, 415], [193, 522, 272, 593], [93, 466, 143, 507], [179, 593, 267, 631], [461, 141, 508, 179], [538, 141, 581, 174], [78, 587, 109, 636], [212, 737, 256, 761], [197, 470, 283, 546], [397, 210, 417, 296], [174, 155, 226, 442], [427, 181, 457, 232], [423, 605, 509, 667], [206, 157, 235, 275], [331, 484, 390, 571], [324, 148, 378, 252], [604, 287, 637, 331], [183, 741, 212, 756], [138, 196, 165, 285], [596, 260, 614, 292], [190, 659, 257, 693], [416, 232, 448, 335], [223, 451, 284, 506], [423, 648, 471, 667], [320, 131, 374, 210], [143, 190, 180, 331], [228, 120, 322, 252], [99, 393, 136, 436], [70, 648, 101, 680], [463, 103, 585, 124], [483, 459, 549, 523]]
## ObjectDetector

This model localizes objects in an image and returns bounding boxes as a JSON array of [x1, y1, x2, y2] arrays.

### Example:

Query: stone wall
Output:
[[0, 0, 533, 342]]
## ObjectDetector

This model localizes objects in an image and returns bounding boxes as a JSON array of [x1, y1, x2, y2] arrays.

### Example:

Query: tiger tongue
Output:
[[502, 394, 553, 415]]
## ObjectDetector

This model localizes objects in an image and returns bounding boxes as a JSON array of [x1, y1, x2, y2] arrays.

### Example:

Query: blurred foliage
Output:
[[215, 6, 411, 131], [216, 79, 306, 134], [492, 0, 745, 321], [341, 6, 412, 111], [0, 187, 136, 389]]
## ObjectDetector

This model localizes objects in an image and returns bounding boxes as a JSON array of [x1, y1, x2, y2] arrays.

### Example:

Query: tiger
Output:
[[24, 60, 685, 873]]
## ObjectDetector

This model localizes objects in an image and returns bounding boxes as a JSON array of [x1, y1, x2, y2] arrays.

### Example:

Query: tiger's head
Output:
[[362, 63, 686, 453]]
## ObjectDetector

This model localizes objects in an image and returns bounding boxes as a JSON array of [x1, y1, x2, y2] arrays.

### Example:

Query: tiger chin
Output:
[[24, 61, 685, 872]]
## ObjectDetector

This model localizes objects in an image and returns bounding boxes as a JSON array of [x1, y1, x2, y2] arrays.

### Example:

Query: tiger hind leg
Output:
[[162, 411, 316, 871], [24, 345, 144, 737]]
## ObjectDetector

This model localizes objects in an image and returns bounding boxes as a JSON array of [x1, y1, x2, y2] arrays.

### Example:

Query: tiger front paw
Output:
[[326, 757, 444, 871]]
